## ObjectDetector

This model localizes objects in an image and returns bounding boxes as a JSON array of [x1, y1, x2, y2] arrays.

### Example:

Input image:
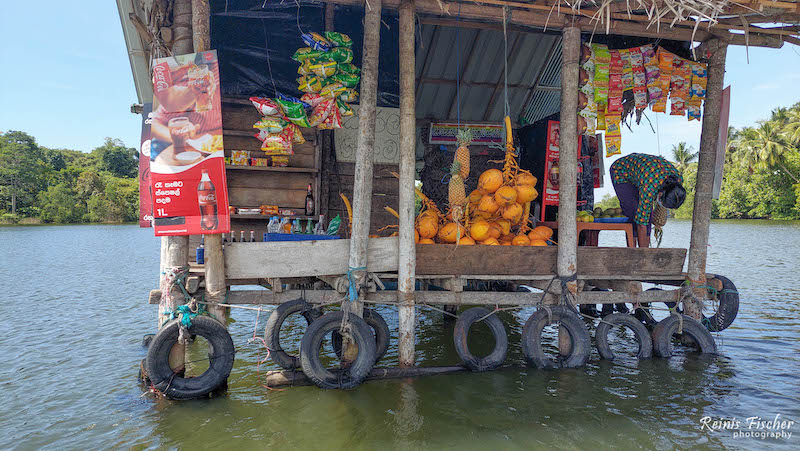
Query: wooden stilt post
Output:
[[557, 25, 581, 354], [397, 0, 417, 367], [325, 3, 336, 31], [156, 0, 193, 372], [191, 0, 227, 325], [685, 39, 727, 320], [346, 0, 382, 317]]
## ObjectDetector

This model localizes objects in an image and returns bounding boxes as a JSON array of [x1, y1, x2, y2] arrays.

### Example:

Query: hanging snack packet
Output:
[[327, 215, 341, 235], [605, 135, 622, 157], [300, 92, 328, 108], [593, 63, 609, 104], [338, 88, 359, 103], [338, 63, 361, 75], [633, 86, 648, 110], [292, 47, 326, 62], [310, 59, 338, 78], [329, 47, 354, 64], [250, 97, 281, 116], [277, 93, 311, 108], [670, 96, 686, 116], [297, 75, 323, 93], [318, 106, 342, 130], [253, 115, 289, 133], [641, 44, 656, 66], [297, 60, 313, 76], [607, 73, 623, 113], [320, 82, 346, 99], [596, 106, 607, 131], [260, 127, 295, 154], [580, 43, 595, 72], [606, 113, 622, 136], [276, 97, 312, 128], [301, 32, 331, 51], [690, 62, 708, 100], [332, 72, 360, 88], [336, 99, 354, 117], [629, 47, 643, 68], [652, 96, 667, 113], [687, 99, 702, 121], [308, 98, 335, 127], [324, 31, 353, 48], [620, 49, 634, 90], [289, 124, 306, 144]]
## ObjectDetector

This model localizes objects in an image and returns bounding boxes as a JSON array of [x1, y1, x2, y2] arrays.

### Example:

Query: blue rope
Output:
[[347, 266, 367, 302], [161, 303, 206, 328]]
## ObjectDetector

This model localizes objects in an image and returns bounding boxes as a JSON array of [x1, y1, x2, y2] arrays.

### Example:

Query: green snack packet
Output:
[[332, 72, 360, 88], [324, 31, 353, 48], [329, 47, 353, 64], [338, 88, 358, 103], [336, 99, 354, 117], [337, 63, 361, 75], [292, 47, 326, 62], [275, 98, 312, 128], [327, 215, 341, 235]]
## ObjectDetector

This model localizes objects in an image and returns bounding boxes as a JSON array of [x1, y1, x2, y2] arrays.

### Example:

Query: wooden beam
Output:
[[686, 38, 728, 320], [398, 0, 417, 368]]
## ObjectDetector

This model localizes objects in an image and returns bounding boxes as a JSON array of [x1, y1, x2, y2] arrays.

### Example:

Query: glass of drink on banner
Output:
[[168, 116, 194, 152], [188, 65, 214, 112]]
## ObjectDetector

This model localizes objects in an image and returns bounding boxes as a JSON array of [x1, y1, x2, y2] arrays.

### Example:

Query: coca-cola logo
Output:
[[198, 193, 216, 204], [153, 64, 171, 93]]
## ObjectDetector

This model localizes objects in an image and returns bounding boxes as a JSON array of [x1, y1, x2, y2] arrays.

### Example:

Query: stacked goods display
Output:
[[414, 118, 549, 246], [580, 43, 707, 157], [247, 31, 360, 157]]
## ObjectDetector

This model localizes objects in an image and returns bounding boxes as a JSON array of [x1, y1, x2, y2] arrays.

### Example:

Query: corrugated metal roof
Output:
[[415, 23, 562, 125]]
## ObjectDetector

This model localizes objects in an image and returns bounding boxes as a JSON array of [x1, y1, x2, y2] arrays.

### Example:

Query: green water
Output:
[[1, 220, 798, 449]]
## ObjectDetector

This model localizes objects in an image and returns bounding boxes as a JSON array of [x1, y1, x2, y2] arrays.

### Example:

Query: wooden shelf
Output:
[[225, 164, 318, 174], [231, 214, 315, 220]]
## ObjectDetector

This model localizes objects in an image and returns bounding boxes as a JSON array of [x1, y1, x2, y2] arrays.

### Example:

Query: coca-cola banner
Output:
[[138, 103, 153, 227], [149, 50, 230, 236]]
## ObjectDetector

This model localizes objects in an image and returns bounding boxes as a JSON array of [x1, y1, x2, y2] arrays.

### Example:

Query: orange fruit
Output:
[[470, 219, 491, 242], [415, 229, 420, 243], [477, 194, 500, 215], [515, 172, 537, 186], [528, 225, 553, 241], [516, 184, 539, 203], [478, 169, 503, 194], [501, 202, 524, 224], [438, 222, 467, 243], [494, 185, 518, 207], [417, 216, 438, 239], [458, 236, 476, 245], [512, 234, 531, 246], [481, 237, 500, 245], [419, 238, 435, 244], [468, 189, 484, 205], [495, 219, 511, 235], [530, 239, 548, 246], [487, 221, 502, 239]]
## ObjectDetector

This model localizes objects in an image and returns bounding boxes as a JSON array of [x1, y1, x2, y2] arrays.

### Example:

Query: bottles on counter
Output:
[[314, 214, 326, 235], [305, 183, 314, 216]]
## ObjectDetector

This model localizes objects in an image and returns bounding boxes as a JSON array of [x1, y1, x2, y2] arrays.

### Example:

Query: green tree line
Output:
[[0, 131, 139, 224], [598, 102, 800, 220]]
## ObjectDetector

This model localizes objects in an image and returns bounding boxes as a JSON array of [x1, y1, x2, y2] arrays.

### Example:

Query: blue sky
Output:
[[1, 1, 800, 193]]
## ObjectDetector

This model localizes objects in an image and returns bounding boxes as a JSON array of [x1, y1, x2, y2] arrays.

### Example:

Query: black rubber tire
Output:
[[299, 311, 377, 389], [522, 305, 591, 369], [145, 316, 235, 400], [704, 275, 739, 332], [332, 309, 390, 364], [651, 314, 717, 358], [452, 307, 508, 371], [595, 313, 653, 360], [264, 299, 322, 369]]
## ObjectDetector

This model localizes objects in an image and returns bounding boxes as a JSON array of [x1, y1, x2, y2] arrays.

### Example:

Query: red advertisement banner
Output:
[[149, 50, 230, 236], [138, 103, 153, 227], [540, 121, 586, 221]]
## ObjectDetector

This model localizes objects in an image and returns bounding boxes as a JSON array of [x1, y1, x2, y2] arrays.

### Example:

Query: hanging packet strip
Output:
[[592, 44, 610, 105], [253, 115, 289, 133], [289, 124, 306, 144], [310, 60, 338, 78], [297, 75, 322, 93], [324, 31, 353, 48], [687, 99, 702, 121], [292, 47, 326, 62], [301, 32, 331, 51], [596, 106, 607, 131], [250, 97, 281, 116], [619, 49, 634, 90], [633, 86, 648, 110], [300, 92, 328, 108], [332, 72, 360, 88], [329, 47, 354, 64], [308, 98, 335, 127], [318, 105, 342, 130], [336, 99, 354, 117], [259, 127, 295, 154], [320, 82, 346, 99]]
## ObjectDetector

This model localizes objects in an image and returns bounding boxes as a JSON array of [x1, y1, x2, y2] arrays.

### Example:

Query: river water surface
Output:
[[1, 220, 798, 450]]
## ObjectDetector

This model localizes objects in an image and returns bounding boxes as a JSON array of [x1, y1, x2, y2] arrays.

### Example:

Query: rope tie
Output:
[[346, 266, 368, 302]]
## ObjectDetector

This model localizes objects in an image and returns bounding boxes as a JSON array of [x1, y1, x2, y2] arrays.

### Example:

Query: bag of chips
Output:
[[633, 86, 648, 110], [596, 106, 607, 131], [324, 31, 353, 48], [300, 92, 328, 108], [310, 59, 337, 78], [338, 88, 358, 103], [327, 214, 341, 235], [292, 47, 326, 62], [318, 106, 342, 130], [297, 75, 322, 93], [276, 96, 312, 128], [338, 63, 361, 75], [289, 124, 306, 144], [253, 115, 289, 133], [332, 72, 360, 88], [336, 99, 354, 117], [250, 97, 281, 116], [231, 150, 250, 165], [301, 32, 331, 51], [260, 127, 294, 154], [670, 96, 686, 116], [308, 98, 335, 127], [320, 82, 346, 99], [605, 135, 622, 157], [297, 60, 313, 76], [687, 99, 702, 121], [329, 47, 354, 64]]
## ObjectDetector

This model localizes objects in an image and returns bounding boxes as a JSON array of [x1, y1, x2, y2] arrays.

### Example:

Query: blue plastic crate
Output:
[[262, 233, 341, 242]]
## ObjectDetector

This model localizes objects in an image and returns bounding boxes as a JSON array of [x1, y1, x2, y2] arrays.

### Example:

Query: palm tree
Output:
[[735, 122, 800, 183], [670, 142, 698, 174]]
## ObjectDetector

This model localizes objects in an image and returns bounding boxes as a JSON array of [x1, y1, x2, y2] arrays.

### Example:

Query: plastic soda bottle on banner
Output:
[[197, 169, 219, 230]]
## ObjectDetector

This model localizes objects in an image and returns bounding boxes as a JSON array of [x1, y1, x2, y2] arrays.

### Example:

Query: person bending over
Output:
[[610, 153, 686, 248]]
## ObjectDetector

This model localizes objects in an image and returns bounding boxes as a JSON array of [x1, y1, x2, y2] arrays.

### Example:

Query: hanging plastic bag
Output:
[[301, 32, 331, 51], [329, 47, 354, 64], [253, 115, 289, 133], [308, 98, 335, 127], [250, 97, 281, 116], [324, 31, 353, 48], [327, 215, 342, 235], [292, 47, 326, 62], [336, 99, 354, 117]]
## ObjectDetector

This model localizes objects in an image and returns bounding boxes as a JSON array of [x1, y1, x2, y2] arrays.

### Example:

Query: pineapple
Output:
[[455, 129, 473, 180], [448, 161, 466, 207]]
